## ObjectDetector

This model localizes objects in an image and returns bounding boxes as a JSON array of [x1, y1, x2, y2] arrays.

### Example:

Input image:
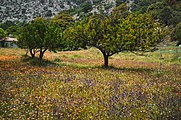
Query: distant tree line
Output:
[[130, 0, 181, 46]]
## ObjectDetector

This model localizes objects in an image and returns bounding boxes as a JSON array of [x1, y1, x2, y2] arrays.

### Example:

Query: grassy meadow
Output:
[[0, 47, 181, 119]]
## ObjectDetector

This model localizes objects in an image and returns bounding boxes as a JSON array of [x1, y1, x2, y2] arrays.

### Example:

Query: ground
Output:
[[0, 47, 181, 119]]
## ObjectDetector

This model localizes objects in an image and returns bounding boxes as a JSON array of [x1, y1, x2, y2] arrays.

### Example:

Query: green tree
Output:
[[81, 2, 92, 13], [6, 26, 21, 37], [159, 6, 173, 25], [111, 3, 129, 21], [132, 0, 181, 26], [171, 22, 181, 45], [146, 2, 166, 20], [116, 0, 127, 7], [52, 12, 74, 29], [121, 13, 164, 51], [65, 12, 164, 67], [0, 28, 6, 39], [18, 24, 37, 58], [0, 28, 7, 47], [0, 21, 16, 30], [18, 17, 64, 60]]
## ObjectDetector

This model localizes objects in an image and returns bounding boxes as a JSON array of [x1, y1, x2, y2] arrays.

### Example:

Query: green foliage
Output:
[[81, 2, 93, 13], [171, 22, 181, 45], [18, 17, 64, 60], [0, 28, 6, 39], [132, 0, 181, 26], [6, 26, 21, 37], [0, 20, 25, 30], [131, 0, 157, 13], [116, 0, 127, 7], [52, 12, 74, 29], [121, 13, 164, 51], [65, 3, 165, 67], [146, 2, 167, 19], [159, 6, 173, 25], [0, 21, 16, 30], [111, 3, 129, 20], [65, 4, 130, 67], [0, 28, 6, 48]]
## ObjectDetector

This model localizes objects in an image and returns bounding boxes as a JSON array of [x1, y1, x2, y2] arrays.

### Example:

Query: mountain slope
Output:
[[0, 0, 118, 22]]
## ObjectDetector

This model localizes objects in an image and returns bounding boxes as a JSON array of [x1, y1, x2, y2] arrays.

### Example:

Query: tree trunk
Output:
[[103, 54, 109, 67], [39, 48, 47, 61], [96, 47, 109, 67], [29, 49, 35, 58], [39, 50, 44, 60], [39, 49, 43, 65], [2, 40, 5, 47]]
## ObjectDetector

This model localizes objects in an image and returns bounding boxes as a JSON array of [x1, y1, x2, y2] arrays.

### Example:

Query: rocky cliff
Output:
[[0, 0, 119, 22]]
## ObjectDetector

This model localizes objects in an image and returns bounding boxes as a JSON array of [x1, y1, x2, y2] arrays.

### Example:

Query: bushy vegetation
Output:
[[131, 0, 181, 26], [171, 22, 181, 46], [0, 28, 6, 39], [0, 48, 181, 119]]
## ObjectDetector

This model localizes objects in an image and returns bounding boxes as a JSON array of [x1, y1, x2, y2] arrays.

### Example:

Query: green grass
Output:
[[0, 47, 181, 119]]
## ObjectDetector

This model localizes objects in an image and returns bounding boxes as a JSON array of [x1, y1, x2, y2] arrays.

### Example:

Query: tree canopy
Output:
[[18, 17, 64, 60], [52, 12, 74, 29], [6, 26, 21, 37], [65, 4, 165, 67]]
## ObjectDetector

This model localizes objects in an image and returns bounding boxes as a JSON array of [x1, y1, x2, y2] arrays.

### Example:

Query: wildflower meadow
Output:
[[0, 48, 180, 119]]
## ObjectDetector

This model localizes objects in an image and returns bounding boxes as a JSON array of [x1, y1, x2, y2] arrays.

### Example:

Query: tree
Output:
[[116, 0, 127, 7], [111, 3, 129, 22], [0, 28, 6, 39], [52, 12, 74, 29], [18, 23, 37, 58], [171, 22, 181, 45], [0, 21, 16, 30], [120, 13, 164, 51], [0, 28, 6, 47], [18, 17, 64, 60], [132, 0, 181, 26], [81, 2, 92, 13], [6, 26, 21, 37], [159, 6, 173, 25], [65, 11, 164, 67], [146, 2, 167, 20]]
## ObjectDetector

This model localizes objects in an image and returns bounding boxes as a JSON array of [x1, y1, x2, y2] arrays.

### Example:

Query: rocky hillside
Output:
[[0, 0, 120, 22]]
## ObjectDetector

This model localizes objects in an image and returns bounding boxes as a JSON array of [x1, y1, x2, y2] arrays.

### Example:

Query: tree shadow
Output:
[[97, 65, 157, 73], [21, 55, 58, 66], [20, 54, 163, 75]]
